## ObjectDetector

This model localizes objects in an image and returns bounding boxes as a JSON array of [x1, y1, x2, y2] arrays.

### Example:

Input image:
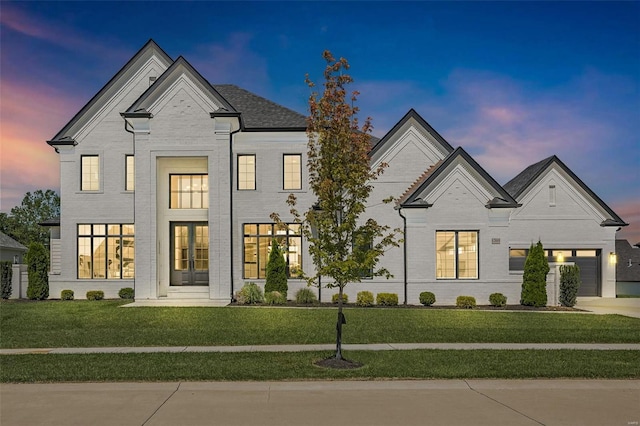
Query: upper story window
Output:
[[283, 154, 302, 190], [125, 155, 135, 191], [81, 155, 100, 191], [238, 155, 256, 190], [170, 174, 209, 209], [436, 231, 478, 279]]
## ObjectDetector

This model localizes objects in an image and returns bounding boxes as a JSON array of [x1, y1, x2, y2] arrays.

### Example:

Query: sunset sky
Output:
[[1, 1, 639, 242]]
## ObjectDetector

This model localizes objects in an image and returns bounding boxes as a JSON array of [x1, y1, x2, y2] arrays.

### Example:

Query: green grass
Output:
[[2, 350, 638, 383], [1, 300, 639, 348]]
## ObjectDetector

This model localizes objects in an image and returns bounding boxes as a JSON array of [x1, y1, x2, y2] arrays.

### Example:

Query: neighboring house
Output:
[[616, 239, 640, 296], [45, 40, 627, 303], [0, 231, 27, 264]]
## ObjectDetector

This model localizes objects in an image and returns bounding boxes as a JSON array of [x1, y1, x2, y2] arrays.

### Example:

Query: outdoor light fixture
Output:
[[556, 252, 564, 263], [609, 252, 617, 265]]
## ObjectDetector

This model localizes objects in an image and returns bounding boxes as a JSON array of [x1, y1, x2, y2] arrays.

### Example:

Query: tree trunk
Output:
[[335, 285, 346, 360]]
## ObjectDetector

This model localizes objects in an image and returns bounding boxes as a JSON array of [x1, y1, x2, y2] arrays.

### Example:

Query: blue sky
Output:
[[1, 1, 639, 241]]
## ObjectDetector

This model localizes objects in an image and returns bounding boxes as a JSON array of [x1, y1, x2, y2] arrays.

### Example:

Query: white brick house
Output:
[[45, 40, 627, 304]]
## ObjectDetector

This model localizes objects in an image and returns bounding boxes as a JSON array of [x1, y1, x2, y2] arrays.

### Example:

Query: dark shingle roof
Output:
[[213, 85, 307, 130], [616, 239, 640, 282], [0, 231, 27, 251], [503, 156, 555, 199]]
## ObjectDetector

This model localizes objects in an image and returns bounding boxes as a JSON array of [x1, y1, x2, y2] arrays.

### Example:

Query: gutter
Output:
[[396, 206, 408, 305]]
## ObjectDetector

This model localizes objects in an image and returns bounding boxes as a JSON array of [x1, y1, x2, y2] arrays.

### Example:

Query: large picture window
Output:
[[81, 155, 100, 191], [243, 223, 302, 279], [78, 224, 134, 279], [238, 155, 256, 190], [436, 231, 478, 279], [283, 154, 302, 190], [170, 174, 208, 209]]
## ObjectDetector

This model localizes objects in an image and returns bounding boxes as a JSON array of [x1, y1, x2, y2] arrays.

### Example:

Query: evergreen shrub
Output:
[[520, 241, 549, 307], [419, 291, 436, 306], [559, 264, 581, 307], [61, 289, 74, 300], [265, 240, 288, 297], [332, 293, 348, 304], [376, 292, 398, 306], [265, 290, 287, 305], [118, 287, 135, 299], [295, 288, 318, 304], [456, 295, 476, 309], [26, 242, 49, 300], [355, 291, 374, 307], [489, 293, 507, 307], [235, 282, 264, 304], [86, 290, 104, 301], [0, 261, 12, 299]]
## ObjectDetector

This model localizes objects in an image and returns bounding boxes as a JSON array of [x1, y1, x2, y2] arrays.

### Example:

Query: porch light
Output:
[[609, 252, 617, 265], [556, 252, 564, 263]]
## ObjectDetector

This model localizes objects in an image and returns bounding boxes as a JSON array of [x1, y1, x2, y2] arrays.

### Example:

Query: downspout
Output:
[[124, 120, 136, 297], [397, 207, 408, 305], [229, 125, 241, 302]]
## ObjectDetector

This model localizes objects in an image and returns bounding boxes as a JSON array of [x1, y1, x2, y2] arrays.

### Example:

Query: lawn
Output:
[[1, 300, 639, 348]]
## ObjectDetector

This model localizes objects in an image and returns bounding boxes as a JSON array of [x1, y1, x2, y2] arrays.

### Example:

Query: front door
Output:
[[170, 222, 209, 286]]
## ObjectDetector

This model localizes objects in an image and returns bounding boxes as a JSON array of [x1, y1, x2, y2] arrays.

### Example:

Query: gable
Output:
[[48, 40, 172, 147]]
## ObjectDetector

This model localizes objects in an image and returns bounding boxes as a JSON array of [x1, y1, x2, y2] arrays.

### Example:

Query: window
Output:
[[243, 223, 302, 279], [170, 174, 208, 209], [436, 231, 478, 279], [283, 154, 302, 190], [238, 155, 256, 190], [125, 155, 135, 191], [78, 224, 134, 279], [81, 155, 99, 191]]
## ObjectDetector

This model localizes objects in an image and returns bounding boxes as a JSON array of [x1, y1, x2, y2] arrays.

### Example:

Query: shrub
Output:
[[0, 261, 12, 299], [456, 295, 476, 309], [520, 240, 549, 307], [376, 292, 399, 306], [419, 291, 436, 306], [60, 289, 74, 300], [332, 293, 348, 304], [265, 240, 288, 297], [26, 242, 49, 300], [489, 293, 507, 307], [118, 287, 135, 299], [86, 290, 104, 301], [355, 291, 374, 307], [235, 282, 264, 305], [265, 290, 287, 305], [295, 288, 318, 304], [559, 264, 581, 307]]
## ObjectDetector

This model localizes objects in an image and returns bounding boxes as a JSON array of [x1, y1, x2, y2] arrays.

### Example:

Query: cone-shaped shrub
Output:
[[559, 264, 581, 307], [26, 242, 49, 300], [520, 241, 549, 307], [265, 239, 288, 297]]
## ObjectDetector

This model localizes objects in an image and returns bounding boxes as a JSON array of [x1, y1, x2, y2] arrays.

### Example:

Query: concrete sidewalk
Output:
[[2, 342, 640, 355], [2, 380, 638, 426]]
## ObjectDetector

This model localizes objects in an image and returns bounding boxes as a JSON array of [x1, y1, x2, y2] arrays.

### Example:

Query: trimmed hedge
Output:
[[521, 241, 549, 307], [332, 293, 348, 304], [419, 291, 436, 306], [376, 293, 398, 306], [118, 287, 135, 299], [456, 295, 476, 309], [86, 290, 104, 301], [355, 291, 374, 307], [559, 264, 581, 307], [489, 293, 507, 307], [0, 261, 12, 299], [295, 288, 318, 304], [26, 242, 49, 300], [61, 289, 74, 300]]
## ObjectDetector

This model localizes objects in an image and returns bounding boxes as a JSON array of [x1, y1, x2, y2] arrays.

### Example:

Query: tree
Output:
[[273, 51, 400, 362], [26, 242, 49, 300], [0, 189, 59, 247], [559, 264, 581, 307], [520, 240, 549, 307], [265, 239, 288, 297]]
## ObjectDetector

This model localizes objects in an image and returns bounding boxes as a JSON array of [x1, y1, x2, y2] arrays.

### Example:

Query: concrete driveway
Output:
[[2, 380, 639, 426], [577, 297, 640, 318]]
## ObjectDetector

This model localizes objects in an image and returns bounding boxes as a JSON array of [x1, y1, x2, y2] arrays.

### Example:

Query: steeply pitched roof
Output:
[[400, 147, 520, 209], [369, 109, 454, 158], [48, 39, 173, 145], [504, 155, 627, 227], [0, 231, 27, 251], [213, 85, 307, 130]]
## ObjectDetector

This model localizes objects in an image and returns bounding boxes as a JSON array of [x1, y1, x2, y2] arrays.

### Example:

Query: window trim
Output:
[[125, 155, 135, 191], [283, 154, 302, 190], [242, 223, 302, 280], [169, 173, 209, 209], [77, 224, 135, 280], [435, 230, 479, 280], [237, 154, 256, 191]]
